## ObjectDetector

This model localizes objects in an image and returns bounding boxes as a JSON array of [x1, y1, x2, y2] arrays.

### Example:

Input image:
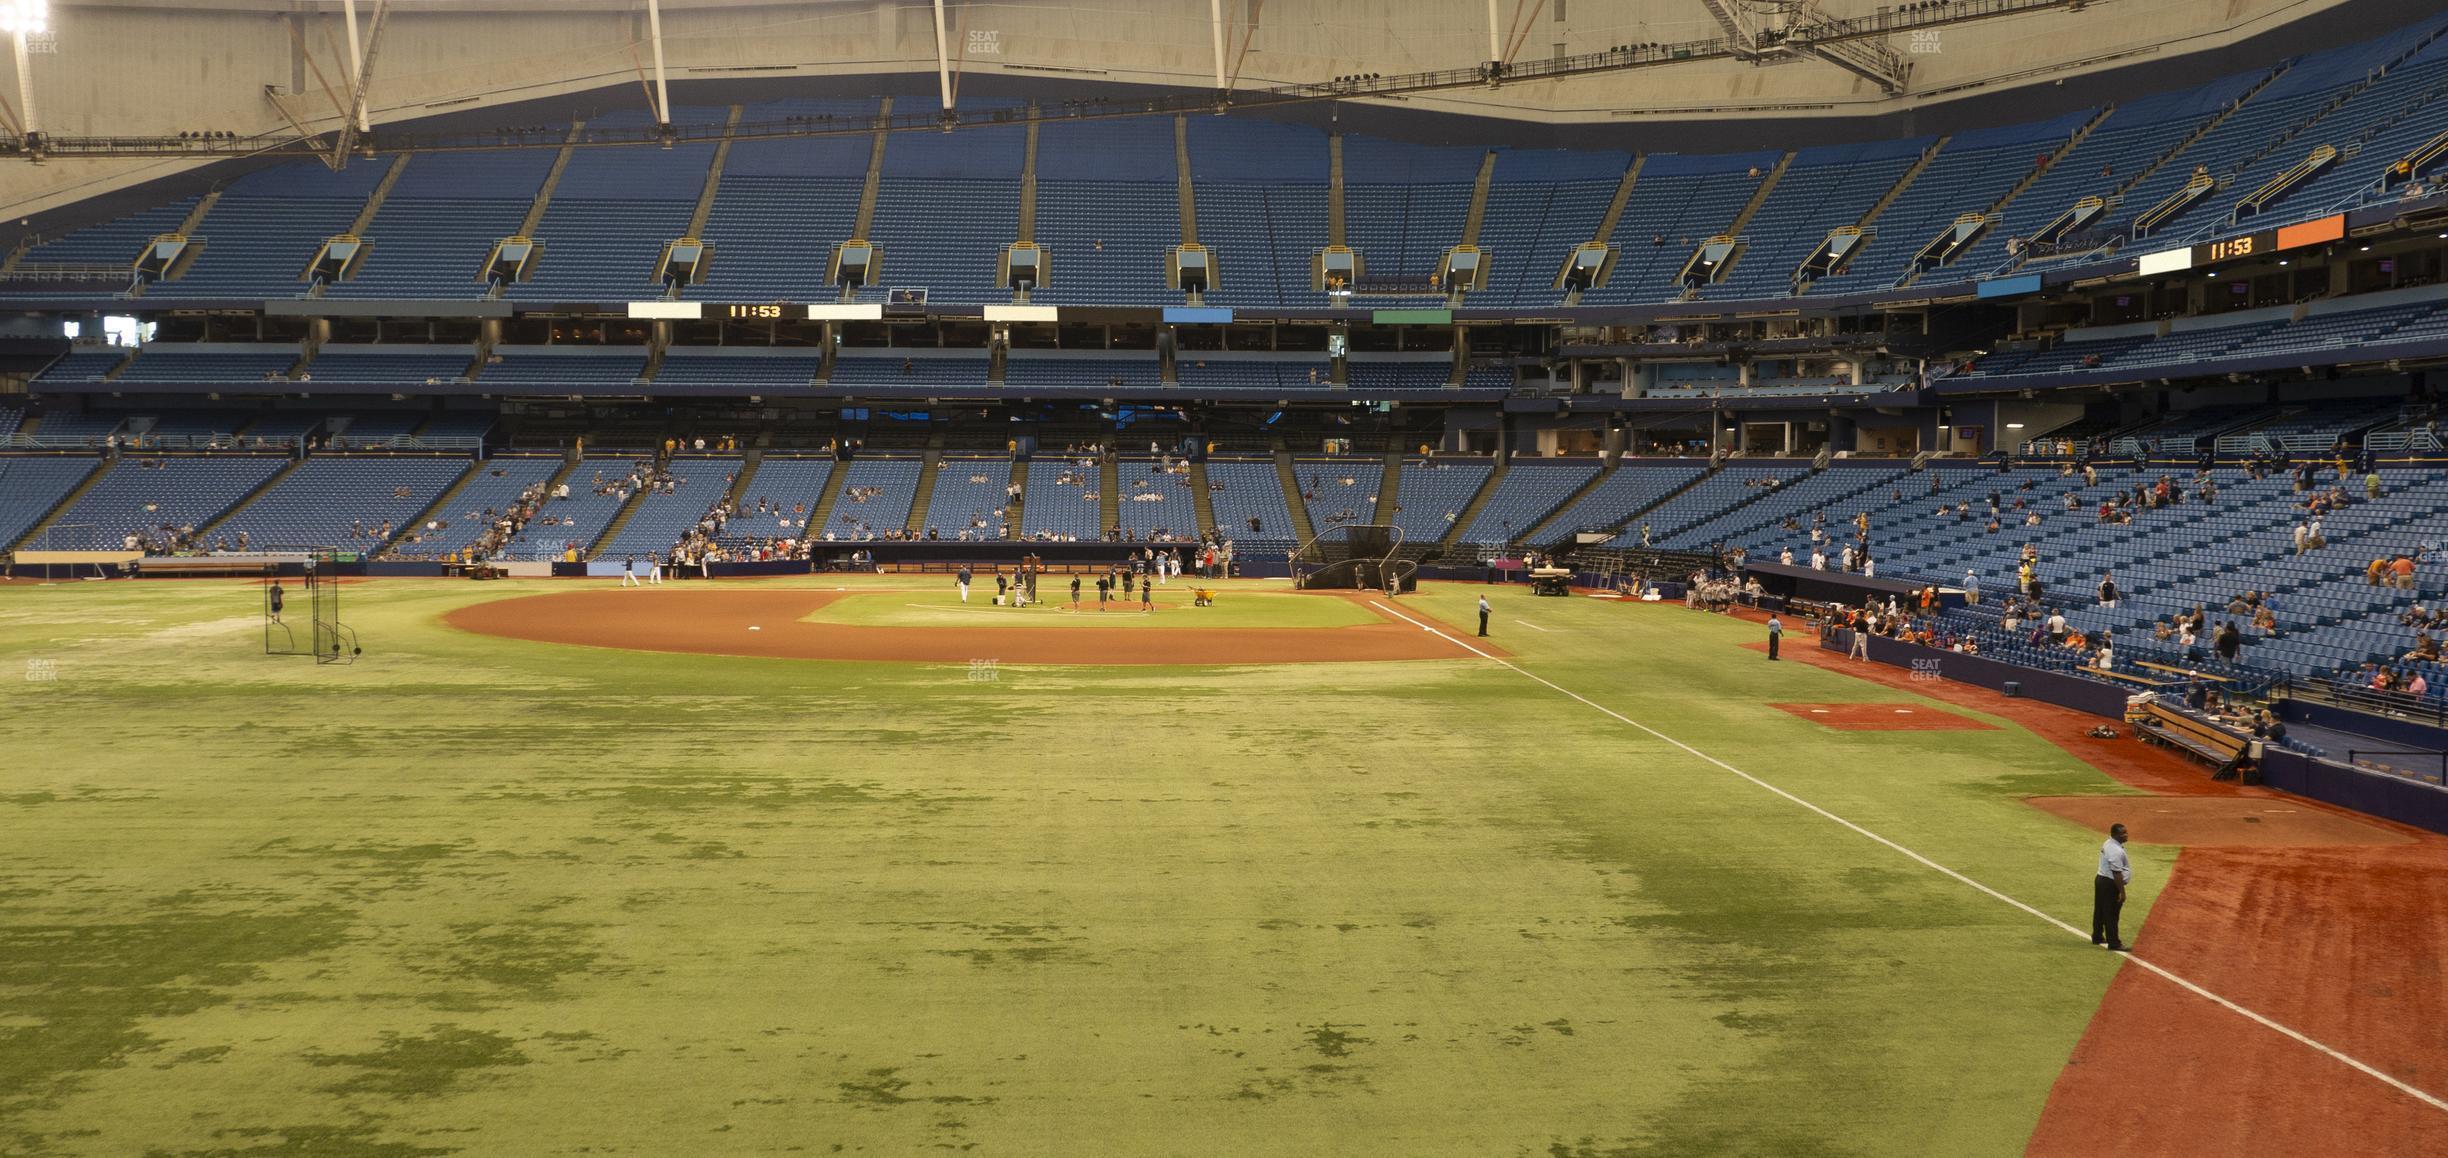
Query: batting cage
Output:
[[262, 550, 360, 664]]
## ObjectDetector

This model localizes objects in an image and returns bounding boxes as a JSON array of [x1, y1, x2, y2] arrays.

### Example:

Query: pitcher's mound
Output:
[[2026, 795, 2416, 847]]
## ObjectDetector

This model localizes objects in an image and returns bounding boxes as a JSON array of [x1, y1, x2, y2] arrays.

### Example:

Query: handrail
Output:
[[2343, 749, 2448, 786]]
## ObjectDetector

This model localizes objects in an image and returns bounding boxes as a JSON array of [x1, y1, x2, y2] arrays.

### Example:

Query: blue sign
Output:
[[1976, 274, 2043, 299], [1163, 307, 1234, 324]]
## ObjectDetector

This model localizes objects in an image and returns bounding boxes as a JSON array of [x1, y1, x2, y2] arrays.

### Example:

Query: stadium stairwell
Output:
[[1684, 151, 1792, 297], [904, 444, 943, 537], [491, 120, 585, 300], [1376, 452, 1404, 530], [382, 457, 485, 555], [121, 189, 223, 296], [852, 98, 891, 245], [665, 105, 743, 300], [1514, 462, 1618, 547], [1562, 155, 1645, 305], [804, 456, 850, 537], [306, 155, 411, 297], [1099, 453, 1121, 535], [1017, 105, 1040, 245], [194, 456, 306, 544], [2014, 65, 2292, 275], [1174, 116, 1198, 247], [1568, 465, 1726, 552], [1273, 447, 1319, 546], [5, 457, 109, 551], [1004, 456, 1028, 540], [1441, 456, 1509, 550], [1326, 135, 1347, 249], [589, 467, 658, 558], [1854, 136, 1946, 229], [1186, 459, 1219, 537], [1459, 151, 1498, 245], [724, 452, 763, 511], [1898, 107, 2111, 289]]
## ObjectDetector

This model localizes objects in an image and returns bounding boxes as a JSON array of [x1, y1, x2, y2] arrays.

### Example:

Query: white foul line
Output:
[[1510, 619, 1553, 632], [1367, 599, 2448, 1116]]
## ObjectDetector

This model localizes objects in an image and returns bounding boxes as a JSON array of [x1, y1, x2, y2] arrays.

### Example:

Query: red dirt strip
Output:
[[443, 587, 1502, 665], [1753, 628, 2448, 1155], [1768, 701, 1996, 731]]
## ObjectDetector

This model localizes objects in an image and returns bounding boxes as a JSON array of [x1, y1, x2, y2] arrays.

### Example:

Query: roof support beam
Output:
[[329, 0, 387, 166], [645, 0, 671, 129], [931, 0, 955, 111]]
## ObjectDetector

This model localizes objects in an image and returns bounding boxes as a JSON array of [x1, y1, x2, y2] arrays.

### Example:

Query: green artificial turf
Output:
[[0, 575, 2158, 1156]]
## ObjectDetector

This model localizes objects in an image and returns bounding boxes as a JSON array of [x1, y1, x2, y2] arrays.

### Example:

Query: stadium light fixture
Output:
[[0, 1, 45, 35]]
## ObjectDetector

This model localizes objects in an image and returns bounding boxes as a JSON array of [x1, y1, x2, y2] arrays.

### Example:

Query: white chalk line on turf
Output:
[[1366, 600, 2448, 1116], [1510, 619, 1553, 632]]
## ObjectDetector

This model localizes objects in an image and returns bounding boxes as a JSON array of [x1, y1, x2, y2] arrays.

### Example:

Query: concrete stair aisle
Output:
[[725, 452, 763, 509], [903, 444, 943, 536], [1574, 466, 1723, 549], [852, 98, 893, 243], [1273, 447, 1319, 548], [125, 189, 223, 294], [1005, 456, 1028, 540], [194, 456, 308, 544], [1440, 456, 1510, 550], [380, 457, 485, 554], [1188, 459, 1219, 537], [590, 482, 656, 557], [6, 457, 111, 550], [490, 121, 586, 300], [804, 456, 850, 540], [1100, 454, 1121, 535], [1375, 452, 1404, 527], [1514, 461, 1617, 546]]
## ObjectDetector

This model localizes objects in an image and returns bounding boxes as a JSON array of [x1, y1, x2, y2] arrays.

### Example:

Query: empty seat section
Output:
[[824, 456, 923, 538], [1476, 146, 1626, 308], [1203, 458, 1296, 552], [0, 457, 104, 548], [1022, 456, 1106, 540], [920, 456, 1015, 539], [653, 349, 826, 389], [866, 98, 1023, 304], [1535, 462, 1712, 539], [306, 346, 474, 386], [1456, 460, 1599, 544], [827, 353, 988, 388], [510, 109, 722, 300], [333, 149, 556, 298], [51, 455, 287, 548], [1031, 117, 1181, 305], [1111, 457, 1199, 541], [1003, 356, 1161, 390], [685, 99, 874, 301], [1581, 151, 1781, 305], [114, 345, 298, 384], [150, 158, 396, 298], [1188, 118, 1332, 309], [1811, 112, 2096, 294], [1340, 136, 1482, 290], [1290, 457, 1378, 533], [723, 456, 834, 549], [213, 455, 470, 549], [478, 347, 646, 388], [1709, 141, 1923, 300], [1385, 457, 1493, 542]]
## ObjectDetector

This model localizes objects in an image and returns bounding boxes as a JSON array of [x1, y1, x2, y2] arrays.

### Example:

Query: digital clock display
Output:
[[2192, 230, 2279, 267], [719, 303, 807, 320]]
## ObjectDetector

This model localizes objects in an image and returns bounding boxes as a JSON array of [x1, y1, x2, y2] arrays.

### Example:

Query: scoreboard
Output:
[[2136, 214, 2346, 277], [625, 302, 882, 320]]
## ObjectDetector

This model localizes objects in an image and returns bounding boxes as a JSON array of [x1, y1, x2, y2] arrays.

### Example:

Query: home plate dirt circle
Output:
[[443, 587, 1501, 665]]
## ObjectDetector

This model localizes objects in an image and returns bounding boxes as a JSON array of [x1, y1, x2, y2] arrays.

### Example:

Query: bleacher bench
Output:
[[2135, 701, 2251, 768]]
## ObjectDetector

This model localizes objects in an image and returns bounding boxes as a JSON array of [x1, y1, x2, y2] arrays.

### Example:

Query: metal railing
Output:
[[2343, 749, 2448, 786]]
